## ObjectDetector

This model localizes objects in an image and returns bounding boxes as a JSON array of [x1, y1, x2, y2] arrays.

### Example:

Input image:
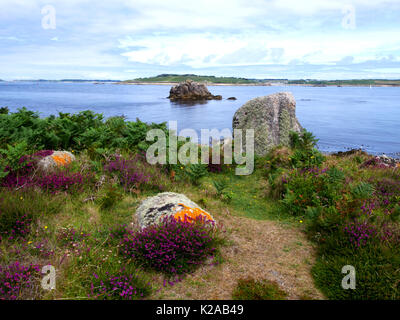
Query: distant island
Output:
[[288, 79, 400, 87], [2, 76, 400, 87], [121, 74, 267, 85], [119, 74, 400, 87]]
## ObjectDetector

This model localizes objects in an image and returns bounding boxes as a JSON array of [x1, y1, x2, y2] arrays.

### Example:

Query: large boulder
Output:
[[232, 92, 302, 156], [38, 151, 75, 172], [168, 80, 222, 101], [135, 192, 215, 228]]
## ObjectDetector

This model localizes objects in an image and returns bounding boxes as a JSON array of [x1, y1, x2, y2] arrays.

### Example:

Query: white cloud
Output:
[[0, 0, 400, 79]]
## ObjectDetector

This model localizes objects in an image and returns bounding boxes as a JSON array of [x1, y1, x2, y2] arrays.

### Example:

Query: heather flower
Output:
[[0, 262, 41, 300], [89, 269, 151, 300], [1, 150, 53, 189], [104, 154, 163, 192], [344, 220, 378, 248], [120, 215, 220, 275], [0, 213, 32, 241], [1, 149, 92, 193]]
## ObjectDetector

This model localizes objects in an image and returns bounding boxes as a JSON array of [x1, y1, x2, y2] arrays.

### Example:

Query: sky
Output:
[[0, 0, 400, 80]]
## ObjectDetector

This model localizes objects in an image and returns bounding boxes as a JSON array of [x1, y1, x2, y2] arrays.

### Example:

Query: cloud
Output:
[[0, 0, 399, 79]]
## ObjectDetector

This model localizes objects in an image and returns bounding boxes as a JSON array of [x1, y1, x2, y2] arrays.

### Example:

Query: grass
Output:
[[232, 278, 288, 300], [0, 149, 320, 299], [1, 108, 399, 300]]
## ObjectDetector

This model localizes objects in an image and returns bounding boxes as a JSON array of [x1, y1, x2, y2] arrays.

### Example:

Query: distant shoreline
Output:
[[2, 80, 400, 87], [117, 81, 400, 87]]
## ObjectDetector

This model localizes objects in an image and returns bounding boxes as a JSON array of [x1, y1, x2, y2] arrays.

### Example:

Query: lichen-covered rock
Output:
[[168, 80, 222, 101], [135, 192, 214, 228], [376, 154, 400, 168], [232, 92, 302, 156], [38, 151, 75, 172]]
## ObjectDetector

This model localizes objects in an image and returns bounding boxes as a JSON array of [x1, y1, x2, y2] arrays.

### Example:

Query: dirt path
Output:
[[151, 210, 324, 300]]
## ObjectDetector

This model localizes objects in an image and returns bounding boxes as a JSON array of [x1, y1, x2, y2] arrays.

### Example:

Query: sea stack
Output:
[[168, 80, 222, 101]]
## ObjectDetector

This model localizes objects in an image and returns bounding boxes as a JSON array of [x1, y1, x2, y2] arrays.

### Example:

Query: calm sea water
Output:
[[1, 81, 399, 157]]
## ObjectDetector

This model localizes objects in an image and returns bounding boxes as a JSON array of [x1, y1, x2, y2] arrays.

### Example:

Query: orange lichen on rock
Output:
[[51, 153, 72, 166], [174, 203, 214, 223]]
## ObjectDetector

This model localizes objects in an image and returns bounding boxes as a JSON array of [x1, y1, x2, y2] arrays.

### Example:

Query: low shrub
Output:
[[0, 190, 62, 241], [186, 164, 208, 185], [89, 268, 152, 300], [1, 149, 53, 189], [120, 215, 222, 275], [107, 224, 133, 246], [281, 167, 344, 216], [289, 130, 325, 169], [1, 149, 94, 194], [360, 157, 388, 169], [98, 185, 123, 210], [0, 108, 168, 152], [37, 171, 91, 194], [0, 261, 41, 300], [104, 153, 166, 192], [263, 146, 293, 174]]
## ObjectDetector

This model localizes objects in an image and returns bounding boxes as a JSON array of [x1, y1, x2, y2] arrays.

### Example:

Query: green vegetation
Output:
[[0, 107, 168, 152], [264, 134, 400, 299], [232, 278, 288, 300], [288, 79, 400, 86], [123, 74, 400, 86], [124, 74, 262, 84], [0, 108, 399, 300]]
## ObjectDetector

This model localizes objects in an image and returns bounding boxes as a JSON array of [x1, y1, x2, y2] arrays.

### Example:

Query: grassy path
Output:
[[147, 169, 324, 299]]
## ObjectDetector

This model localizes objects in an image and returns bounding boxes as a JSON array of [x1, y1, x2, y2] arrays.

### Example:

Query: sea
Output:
[[1, 81, 399, 157]]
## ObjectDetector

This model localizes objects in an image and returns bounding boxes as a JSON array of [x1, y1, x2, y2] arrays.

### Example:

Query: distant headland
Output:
[[119, 74, 400, 87]]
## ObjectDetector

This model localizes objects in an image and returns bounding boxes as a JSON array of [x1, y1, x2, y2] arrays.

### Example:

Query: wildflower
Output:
[[121, 215, 219, 275], [44, 226, 48, 230], [299, 220, 303, 223]]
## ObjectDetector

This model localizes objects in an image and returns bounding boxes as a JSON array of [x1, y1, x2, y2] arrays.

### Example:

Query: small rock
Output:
[[135, 192, 215, 228], [38, 151, 75, 172]]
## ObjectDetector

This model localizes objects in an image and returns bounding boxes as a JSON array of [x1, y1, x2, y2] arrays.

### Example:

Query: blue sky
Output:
[[1, 0, 400, 80]]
